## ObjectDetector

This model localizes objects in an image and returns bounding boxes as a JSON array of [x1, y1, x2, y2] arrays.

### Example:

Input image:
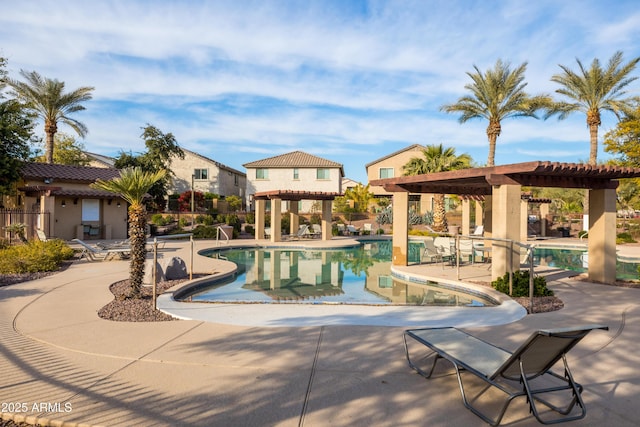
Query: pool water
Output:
[[182, 241, 497, 306], [534, 247, 640, 280]]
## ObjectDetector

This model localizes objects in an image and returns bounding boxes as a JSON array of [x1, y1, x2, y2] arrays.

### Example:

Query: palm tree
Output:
[[441, 60, 551, 167], [545, 51, 640, 165], [6, 70, 94, 164], [91, 167, 167, 299], [403, 144, 471, 232]]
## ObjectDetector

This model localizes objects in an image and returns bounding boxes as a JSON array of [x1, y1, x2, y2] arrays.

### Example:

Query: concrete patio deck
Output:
[[1, 237, 638, 426]]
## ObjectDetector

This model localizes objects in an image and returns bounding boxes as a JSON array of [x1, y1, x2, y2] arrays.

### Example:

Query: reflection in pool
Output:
[[534, 247, 640, 280], [179, 241, 497, 306]]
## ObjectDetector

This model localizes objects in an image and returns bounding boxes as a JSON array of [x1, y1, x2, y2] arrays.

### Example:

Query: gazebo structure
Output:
[[371, 161, 640, 284], [253, 190, 342, 242]]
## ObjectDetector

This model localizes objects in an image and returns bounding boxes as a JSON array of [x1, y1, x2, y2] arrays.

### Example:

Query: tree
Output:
[[403, 144, 471, 232], [115, 124, 184, 210], [91, 167, 166, 299], [603, 105, 640, 167], [546, 51, 640, 165], [6, 70, 94, 164], [441, 59, 550, 167], [0, 58, 39, 196], [344, 183, 373, 213], [33, 133, 91, 166]]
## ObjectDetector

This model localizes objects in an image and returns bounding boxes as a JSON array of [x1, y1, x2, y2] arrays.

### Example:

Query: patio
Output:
[[1, 237, 638, 426]]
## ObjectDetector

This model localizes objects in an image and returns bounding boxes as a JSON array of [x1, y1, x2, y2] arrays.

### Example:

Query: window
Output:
[[82, 199, 100, 221], [293, 168, 299, 180], [316, 168, 330, 180], [194, 169, 208, 180], [379, 168, 394, 179], [256, 168, 268, 179], [234, 174, 239, 186]]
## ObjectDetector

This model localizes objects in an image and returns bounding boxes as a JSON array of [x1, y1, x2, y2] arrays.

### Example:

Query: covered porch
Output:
[[371, 161, 640, 284], [252, 190, 342, 242]]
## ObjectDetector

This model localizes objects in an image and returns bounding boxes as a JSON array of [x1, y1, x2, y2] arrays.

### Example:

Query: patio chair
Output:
[[310, 224, 322, 238], [473, 225, 484, 236], [35, 229, 55, 242], [346, 225, 360, 235], [403, 325, 608, 426], [72, 238, 131, 261], [458, 239, 484, 264], [434, 236, 455, 265], [288, 224, 311, 240], [420, 238, 443, 264]]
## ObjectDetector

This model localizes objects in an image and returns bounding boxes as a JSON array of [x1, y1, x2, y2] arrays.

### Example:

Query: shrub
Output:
[[224, 214, 241, 233], [491, 270, 553, 297], [245, 225, 254, 235], [245, 212, 255, 224], [192, 225, 218, 239], [178, 217, 189, 227], [150, 214, 172, 226], [0, 240, 74, 274], [616, 232, 636, 244]]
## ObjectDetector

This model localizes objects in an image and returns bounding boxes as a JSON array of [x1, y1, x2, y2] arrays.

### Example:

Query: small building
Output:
[[243, 151, 344, 213], [9, 162, 127, 241]]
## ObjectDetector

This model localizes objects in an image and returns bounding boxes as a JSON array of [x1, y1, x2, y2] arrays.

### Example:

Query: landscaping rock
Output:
[[164, 257, 188, 280]]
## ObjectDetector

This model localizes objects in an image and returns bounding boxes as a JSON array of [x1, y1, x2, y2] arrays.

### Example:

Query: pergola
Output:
[[370, 161, 640, 284], [252, 190, 342, 242]]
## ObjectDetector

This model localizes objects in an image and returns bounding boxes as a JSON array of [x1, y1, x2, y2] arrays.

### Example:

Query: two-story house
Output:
[[243, 151, 344, 213], [366, 144, 437, 213], [169, 149, 246, 207]]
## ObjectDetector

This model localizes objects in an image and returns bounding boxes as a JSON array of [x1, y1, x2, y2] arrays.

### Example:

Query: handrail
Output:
[[216, 226, 230, 245], [452, 234, 537, 312]]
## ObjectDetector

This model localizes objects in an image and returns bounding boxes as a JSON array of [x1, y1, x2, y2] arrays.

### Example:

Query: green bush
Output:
[[0, 240, 75, 274], [245, 212, 255, 224], [225, 214, 241, 233], [491, 270, 553, 297], [617, 232, 636, 244], [245, 225, 254, 235], [150, 214, 173, 226], [192, 225, 218, 239]]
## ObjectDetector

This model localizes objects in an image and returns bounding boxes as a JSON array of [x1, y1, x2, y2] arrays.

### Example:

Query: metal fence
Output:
[[0, 209, 49, 241]]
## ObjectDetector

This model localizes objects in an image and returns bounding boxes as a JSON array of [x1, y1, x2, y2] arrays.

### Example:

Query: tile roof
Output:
[[364, 144, 425, 168], [182, 148, 246, 176], [20, 162, 121, 183], [243, 151, 344, 175]]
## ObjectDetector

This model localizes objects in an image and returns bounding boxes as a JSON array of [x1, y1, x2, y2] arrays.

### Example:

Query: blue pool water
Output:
[[534, 247, 640, 280], [180, 241, 497, 306]]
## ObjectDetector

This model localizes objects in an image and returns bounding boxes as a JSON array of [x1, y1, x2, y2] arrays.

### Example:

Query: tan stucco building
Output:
[[11, 162, 127, 241], [244, 151, 344, 213]]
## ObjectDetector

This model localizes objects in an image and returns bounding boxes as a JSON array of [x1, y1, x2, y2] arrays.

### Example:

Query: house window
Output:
[[379, 168, 394, 179], [194, 169, 208, 180], [316, 168, 330, 180], [293, 168, 299, 180], [234, 174, 239, 186], [256, 168, 268, 179]]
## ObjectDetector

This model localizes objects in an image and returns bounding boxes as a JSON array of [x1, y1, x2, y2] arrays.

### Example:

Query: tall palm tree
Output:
[[403, 144, 471, 232], [441, 60, 550, 167], [6, 70, 94, 164], [91, 167, 167, 299], [545, 51, 640, 165]]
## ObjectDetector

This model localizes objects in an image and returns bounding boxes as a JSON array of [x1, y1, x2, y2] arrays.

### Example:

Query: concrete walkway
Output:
[[1, 238, 638, 426]]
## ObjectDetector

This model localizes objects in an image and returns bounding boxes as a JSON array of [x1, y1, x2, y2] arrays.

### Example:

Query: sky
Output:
[[2, 0, 640, 184]]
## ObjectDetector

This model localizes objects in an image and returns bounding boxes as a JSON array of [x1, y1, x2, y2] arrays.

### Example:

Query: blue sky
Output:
[[2, 0, 640, 183]]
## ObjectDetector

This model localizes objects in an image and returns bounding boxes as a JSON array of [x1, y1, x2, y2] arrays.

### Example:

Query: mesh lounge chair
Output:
[[73, 238, 131, 261], [403, 325, 608, 425], [420, 238, 443, 264]]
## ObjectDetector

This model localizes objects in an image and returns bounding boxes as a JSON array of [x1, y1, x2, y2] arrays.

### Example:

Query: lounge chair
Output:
[[72, 238, 131, 261], [310, 224, 322, 238], [403, 325, 608, 425], [473, 225, 484, 236], [35, 229, 55, 242], [288, 224, 311, 240], [346, 225, 360, 235], [434, 236, 455, 264]]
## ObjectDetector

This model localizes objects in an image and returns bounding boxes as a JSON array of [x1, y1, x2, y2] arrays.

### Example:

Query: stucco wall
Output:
[[366, 145, 425, 196]]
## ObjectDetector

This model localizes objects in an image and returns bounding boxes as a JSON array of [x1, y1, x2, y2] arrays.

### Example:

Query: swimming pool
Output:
[[534, 247, 640, 280], [177, 241, 498, 307]]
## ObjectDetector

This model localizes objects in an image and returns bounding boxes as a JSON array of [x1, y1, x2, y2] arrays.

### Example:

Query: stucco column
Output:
[[270, 250, 281, 290], [461, 198, 470, 235], [321, 200, 332, 241], [289, 201, 299, 235], [255, 199, 266, 240], [271, 198, 282, 242], [475, 200, 483, 227], [588, 187, 617, 284], [520, 199, 529, 242], [392, 191, 409, 266], [41, 194, 55, 237], [540, 203, 549, 237], [490, 185, 521, 281]]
